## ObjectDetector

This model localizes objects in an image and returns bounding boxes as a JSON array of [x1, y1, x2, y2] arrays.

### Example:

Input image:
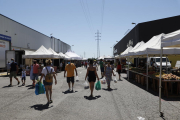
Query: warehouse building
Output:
[[0, 14, 71, 68], [113, 15, 180, 67]]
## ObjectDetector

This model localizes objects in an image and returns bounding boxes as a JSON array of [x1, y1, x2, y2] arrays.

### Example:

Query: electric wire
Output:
[[79, 0, 94, 36], [100, 0, 105, 33]]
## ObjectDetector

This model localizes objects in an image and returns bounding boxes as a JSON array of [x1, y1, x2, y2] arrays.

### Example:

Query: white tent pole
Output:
[[128, 57, 129, 81], [166, 56, 168, 74], [146, 54, 148, 90], [159, 47, 163, 116]]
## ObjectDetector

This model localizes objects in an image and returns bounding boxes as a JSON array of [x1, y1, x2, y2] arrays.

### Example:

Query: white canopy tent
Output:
[[127, 41, 145, 57], [65, 51, 82, 60], [98, 55, 105, 60], [120, 46, 133, 58], [48, 48, 63, 59], [22, 45, 59, 59], [161, 29, 180, 47]]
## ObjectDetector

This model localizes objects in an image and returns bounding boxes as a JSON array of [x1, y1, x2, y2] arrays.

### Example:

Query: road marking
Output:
[[137, 116, 145, 120]]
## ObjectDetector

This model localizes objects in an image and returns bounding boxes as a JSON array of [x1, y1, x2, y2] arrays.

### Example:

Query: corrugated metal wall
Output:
[[0, 14, 71, 53]]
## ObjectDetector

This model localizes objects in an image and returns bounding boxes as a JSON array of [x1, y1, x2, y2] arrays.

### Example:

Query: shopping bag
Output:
[[76, 76, 79, 81], [38, 82, 45, 94], [114, 76, 117, 83], [35, 82, 39, 95], [84, 81, 89, 89], [100, 77, 106, 84], [95, 81, 101, 90]]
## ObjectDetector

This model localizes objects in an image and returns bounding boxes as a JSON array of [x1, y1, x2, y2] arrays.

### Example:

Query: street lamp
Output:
[[71, 45, 74, 52]]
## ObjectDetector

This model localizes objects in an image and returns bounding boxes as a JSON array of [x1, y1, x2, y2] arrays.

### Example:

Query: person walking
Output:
[[21, 67, 26, 86], [117, 61, 122, 80], [30, 64, 34, 85], [8, 58, 20, 87], [32, 60, 39, 87], [64, 60, 78, 91], [85, 60, 99, 97], [40, 59, 57, 105], [104, 62, 116, 90], [60, 62, 63, 72], [99, 59, 105, 79]]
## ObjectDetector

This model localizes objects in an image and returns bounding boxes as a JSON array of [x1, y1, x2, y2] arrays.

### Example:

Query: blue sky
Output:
[[1, 0, 180, 58]]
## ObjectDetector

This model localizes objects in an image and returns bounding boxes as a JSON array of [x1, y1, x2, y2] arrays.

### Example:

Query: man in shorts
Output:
[[99, 59, 104, 79], [9, 58, 20, 87], [64, 60, 78, 91], [32, 60, 39, 87]]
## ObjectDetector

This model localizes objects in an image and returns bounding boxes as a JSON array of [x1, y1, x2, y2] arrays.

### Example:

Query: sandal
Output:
[[50, 100, 53, 103]]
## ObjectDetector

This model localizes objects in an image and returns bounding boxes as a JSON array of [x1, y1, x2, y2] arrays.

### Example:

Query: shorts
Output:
[[22, 77, 26, 80], [32, 73, 38, 80], [43, 80, 53, 86], [100, 67, 104, 72], [88, 77, 96, 82], [67, 77, 74, 83], [10, 71, 17, 78], [117, 70, 121, 74]]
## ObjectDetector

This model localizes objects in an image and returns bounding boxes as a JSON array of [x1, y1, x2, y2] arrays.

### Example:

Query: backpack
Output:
[[45, 67, 53, 83]]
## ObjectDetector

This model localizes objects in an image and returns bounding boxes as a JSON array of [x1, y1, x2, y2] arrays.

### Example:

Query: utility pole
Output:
[[95, 30, 101, 58]]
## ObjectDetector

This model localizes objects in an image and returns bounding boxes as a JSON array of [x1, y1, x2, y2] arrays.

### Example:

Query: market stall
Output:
[[22, 45, 60, 73]]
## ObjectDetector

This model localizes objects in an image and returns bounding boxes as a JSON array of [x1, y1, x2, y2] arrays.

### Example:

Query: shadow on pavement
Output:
[[30, 104, 53, 111], [2, 85, 16, 88], [102, 88, 117, 91], [84, 95, 101, 100], [26, 85, 32, 87], [62, 90, 78, 94], [27, 86, 35, 90]]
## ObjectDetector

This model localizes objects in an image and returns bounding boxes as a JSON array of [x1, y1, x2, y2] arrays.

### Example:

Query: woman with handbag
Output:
[[40, 59, 57, 105]]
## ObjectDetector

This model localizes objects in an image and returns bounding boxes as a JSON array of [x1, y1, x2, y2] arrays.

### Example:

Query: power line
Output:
[[100, 0, 105, 33], [85, 0, 94, 32], [79, 0, 94, 35]]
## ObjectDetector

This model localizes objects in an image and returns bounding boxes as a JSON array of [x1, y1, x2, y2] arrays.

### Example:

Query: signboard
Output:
[[0, 34, 11, 41], [0, 40, 10, 68]]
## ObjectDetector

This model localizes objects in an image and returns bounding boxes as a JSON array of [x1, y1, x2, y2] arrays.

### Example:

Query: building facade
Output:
[[114, 15, 180, 56], [0, 14, 71, 53]]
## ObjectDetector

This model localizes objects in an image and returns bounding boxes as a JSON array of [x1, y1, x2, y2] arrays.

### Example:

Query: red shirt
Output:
[[117, 64, 121, 70], [33, 64, 39, 74]]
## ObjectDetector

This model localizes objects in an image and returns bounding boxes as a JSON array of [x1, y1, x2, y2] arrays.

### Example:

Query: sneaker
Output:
[[8, 84, 12, 87], [68, 88, 71, 91]]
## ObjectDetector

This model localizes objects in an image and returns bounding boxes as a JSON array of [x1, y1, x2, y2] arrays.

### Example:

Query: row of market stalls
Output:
[[22, 45, 87, 73], [116, 29, 180, 115]]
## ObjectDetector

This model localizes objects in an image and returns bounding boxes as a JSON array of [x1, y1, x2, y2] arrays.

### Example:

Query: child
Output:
[[21, 67, 26, 86]]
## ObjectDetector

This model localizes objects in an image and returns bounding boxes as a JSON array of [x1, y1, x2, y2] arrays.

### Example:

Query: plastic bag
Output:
[[84, 81, 89, 89], [95, 81, 101, 90], [38, 82, 45, 94], [114, 75, 117, 83], [100, 77, 106, 84], [35, 83, 39, 95], [76, 76, 79, 81]]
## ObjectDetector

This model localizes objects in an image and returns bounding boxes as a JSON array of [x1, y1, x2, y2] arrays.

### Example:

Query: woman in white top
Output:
[[40, 59, 57, 105]]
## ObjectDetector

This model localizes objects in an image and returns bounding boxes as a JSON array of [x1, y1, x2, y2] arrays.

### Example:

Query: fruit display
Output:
[[161, 73, 180, 80]]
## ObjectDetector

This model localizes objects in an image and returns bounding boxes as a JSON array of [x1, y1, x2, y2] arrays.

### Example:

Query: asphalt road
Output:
[[0, 66, 180, 120]]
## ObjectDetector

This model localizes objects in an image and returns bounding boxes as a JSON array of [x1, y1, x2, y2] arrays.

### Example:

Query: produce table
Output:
[[128, 69, 180, 97]]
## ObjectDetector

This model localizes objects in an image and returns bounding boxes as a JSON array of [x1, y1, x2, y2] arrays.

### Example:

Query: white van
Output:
[[148, 57, 171, 69]]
